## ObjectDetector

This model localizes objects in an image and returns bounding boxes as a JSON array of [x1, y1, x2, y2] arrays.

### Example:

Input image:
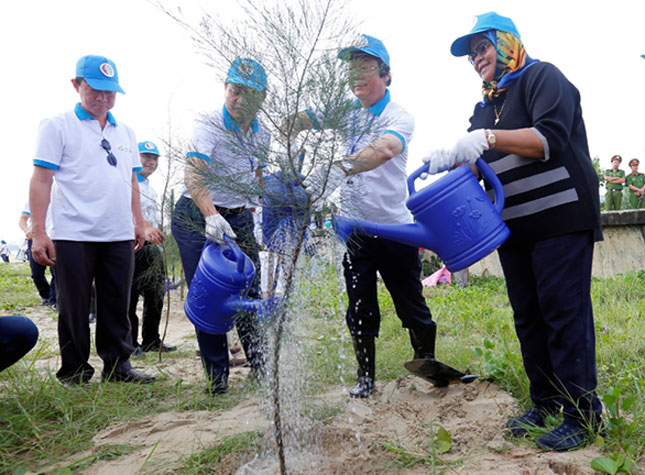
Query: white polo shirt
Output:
[[308, 90, 414, 224], [182, 106, 270, 208], [137, 174, 161, 228], [33, 103, 142, 241]]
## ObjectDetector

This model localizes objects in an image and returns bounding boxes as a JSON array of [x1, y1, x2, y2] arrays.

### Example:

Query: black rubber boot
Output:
[[349, 336, 375, 398], [409, 324, 437, 360], [405, 325, 477, 387]]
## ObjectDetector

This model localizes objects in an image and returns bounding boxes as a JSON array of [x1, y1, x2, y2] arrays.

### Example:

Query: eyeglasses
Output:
[[101, 139, 118, 167], [468, 41, 492, 64]]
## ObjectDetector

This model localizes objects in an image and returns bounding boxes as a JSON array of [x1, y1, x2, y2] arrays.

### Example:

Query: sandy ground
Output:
[[25, 290, 603, 475]]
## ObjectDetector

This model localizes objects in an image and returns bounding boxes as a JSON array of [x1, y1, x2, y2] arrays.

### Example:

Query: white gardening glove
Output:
[[448, 129, 489, 165], [303, 163, 347, 203], [422, 149, 455, 175], [205, 213, 237, 244]]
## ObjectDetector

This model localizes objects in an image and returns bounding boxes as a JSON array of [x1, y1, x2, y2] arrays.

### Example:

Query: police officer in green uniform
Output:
[[603, 154, 625, 210], [625, 159, 645, 209]]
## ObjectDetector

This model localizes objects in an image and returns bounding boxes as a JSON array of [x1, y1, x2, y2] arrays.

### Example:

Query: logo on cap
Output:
[[144, 142, 155, 150], [100, 63, 115, 78], [238, 60, 255, 77], [352, 35, 369, 48]]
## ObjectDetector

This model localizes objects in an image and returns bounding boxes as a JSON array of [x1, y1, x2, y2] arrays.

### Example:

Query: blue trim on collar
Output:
[[222, 106, 259, 132], [136, 172, 146, 183], [354, 89, 391, 116], [74, 103, 117, 125]]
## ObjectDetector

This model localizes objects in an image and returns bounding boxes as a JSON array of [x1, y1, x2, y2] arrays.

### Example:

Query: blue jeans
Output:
[[0, 316, 39, 372], [171, 196, 264, 384]]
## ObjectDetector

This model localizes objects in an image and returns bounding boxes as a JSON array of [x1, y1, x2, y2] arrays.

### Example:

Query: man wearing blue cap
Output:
[[287, 34, 469, 397], [29, 55, 155, 385], [171, 58, 269, 394], [129, 141, 176, 355]]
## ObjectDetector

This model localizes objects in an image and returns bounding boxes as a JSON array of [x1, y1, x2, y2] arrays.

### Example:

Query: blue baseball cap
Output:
[[450, 12, 521, 57], [138, 141, 160, 156], [75, 55, 125, 93], [226, 58, 267, 91], [339, 34, 390, 66]]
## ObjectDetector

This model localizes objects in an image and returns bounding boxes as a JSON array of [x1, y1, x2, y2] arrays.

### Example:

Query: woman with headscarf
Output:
[[424, 12, 603, 451]]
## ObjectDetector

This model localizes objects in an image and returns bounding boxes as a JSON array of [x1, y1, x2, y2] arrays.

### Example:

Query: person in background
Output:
[[129, 141, 176, 354], [29, 54, 155, 385], [0, 240, 10, 263], [19, 203, 57, 308], [625, 159, 645, 209], [603, 155, 625, 210], [424, 12, 603, 451], [171, 58, 268, 395], [287, 34, 465, 398], [0, 316, 39, 373]]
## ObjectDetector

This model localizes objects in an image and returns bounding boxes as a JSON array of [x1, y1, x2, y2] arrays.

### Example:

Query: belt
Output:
[[215, 205, 245, 217]]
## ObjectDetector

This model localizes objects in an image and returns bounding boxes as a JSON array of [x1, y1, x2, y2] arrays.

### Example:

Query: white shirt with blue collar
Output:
[[33, 103, 141, 241], [136, 174, 161, 229], [183, 106, 270, 209], [308, 90, 414, 224]]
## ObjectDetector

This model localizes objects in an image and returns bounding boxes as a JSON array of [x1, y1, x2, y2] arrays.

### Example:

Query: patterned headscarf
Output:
[[481, 30, 538, 103]]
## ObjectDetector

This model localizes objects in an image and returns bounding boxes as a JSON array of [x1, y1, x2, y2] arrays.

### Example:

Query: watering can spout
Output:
[[228, 296, 283, 324], [332, 215, 433, 249]]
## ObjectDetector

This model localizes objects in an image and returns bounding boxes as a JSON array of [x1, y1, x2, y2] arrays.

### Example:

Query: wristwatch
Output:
[[485, 129, 496, 150], [340, 159, 354, 176]]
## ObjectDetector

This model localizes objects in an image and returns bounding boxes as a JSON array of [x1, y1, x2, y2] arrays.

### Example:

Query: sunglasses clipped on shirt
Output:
[[467, 41, 492, 64], [101, 138, 118, 167]]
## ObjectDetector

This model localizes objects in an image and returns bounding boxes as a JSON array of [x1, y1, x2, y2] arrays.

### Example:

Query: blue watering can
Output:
[[185, 239, 281, 334], [261, 171, 309, 250], [333, 159, 510, 272]]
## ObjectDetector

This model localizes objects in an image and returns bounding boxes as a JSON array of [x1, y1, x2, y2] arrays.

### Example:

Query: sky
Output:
[[1, 0, 644, 246]]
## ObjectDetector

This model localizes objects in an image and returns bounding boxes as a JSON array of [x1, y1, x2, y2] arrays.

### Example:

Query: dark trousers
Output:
[[27, 239, 56, 304], [0, 316, 39, 372], [343, 235, 435, 338], [54, 240, 135, 383], [171, 196, 263, 382], [498, 231, 602, 424], [129, 242, 165, 347]]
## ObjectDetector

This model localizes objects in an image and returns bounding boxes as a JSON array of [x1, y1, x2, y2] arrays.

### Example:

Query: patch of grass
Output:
[[302, 399, 343, 425], [0, 365, 239, 473], [0, 262, 41, 312], [46, 444, 142, 474], [300, 269, 645, 469], [176, 431, 262, 474], [1, 264, 644, 473]]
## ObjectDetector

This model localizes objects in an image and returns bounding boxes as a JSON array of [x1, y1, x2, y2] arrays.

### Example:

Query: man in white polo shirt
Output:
[[129, 140, 176, 355], [171, 58, 269, 395], [29, 54, 155, 385], [289, 35, 465, 397]]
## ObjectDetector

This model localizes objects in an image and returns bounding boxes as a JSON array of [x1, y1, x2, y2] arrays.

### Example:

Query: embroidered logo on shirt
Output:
[[100, 63, 115, 78]]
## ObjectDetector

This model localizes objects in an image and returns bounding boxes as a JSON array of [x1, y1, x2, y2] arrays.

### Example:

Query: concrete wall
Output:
[[467, 209, 645, 278]]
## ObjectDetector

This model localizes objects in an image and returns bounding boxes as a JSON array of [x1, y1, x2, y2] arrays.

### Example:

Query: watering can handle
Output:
[[406, 158, 505, 213], [222, 235, 246, 274]]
